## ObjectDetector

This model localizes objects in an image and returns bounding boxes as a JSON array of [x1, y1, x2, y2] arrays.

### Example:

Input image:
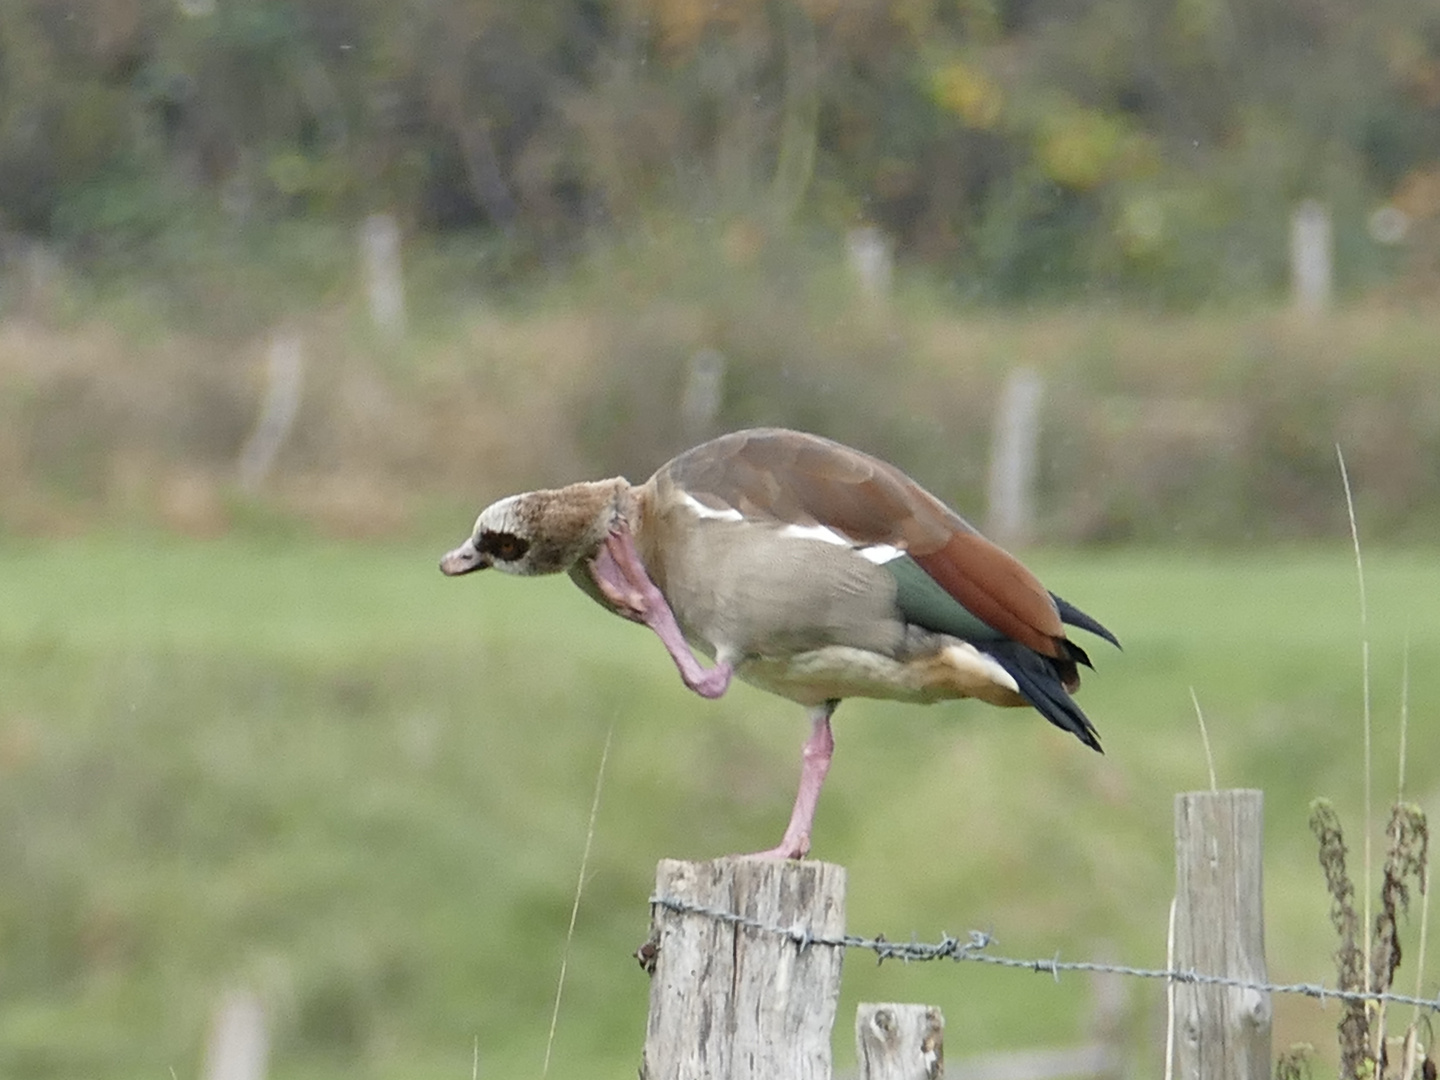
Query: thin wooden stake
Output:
[[360, 212, 406, 336], [1291, 200, 1334, 315], [202, 990, 269, 1080], [986, 367, 1044, 547], [1172, 790, 1271, 1080], [237, 332, 303, 492], [641, 858, 846, 1080]]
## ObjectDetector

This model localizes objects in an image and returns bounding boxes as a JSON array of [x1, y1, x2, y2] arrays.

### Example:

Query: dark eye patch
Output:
[[478, 531, 530, 561]]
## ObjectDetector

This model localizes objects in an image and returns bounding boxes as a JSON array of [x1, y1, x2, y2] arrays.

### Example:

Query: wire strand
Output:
[[649, 892, 1440, 1012]]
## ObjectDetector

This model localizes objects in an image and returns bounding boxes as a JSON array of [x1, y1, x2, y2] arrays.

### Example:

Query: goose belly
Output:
[[736, 640, 1026, 709]]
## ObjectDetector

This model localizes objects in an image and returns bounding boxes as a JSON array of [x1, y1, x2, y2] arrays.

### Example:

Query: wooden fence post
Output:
[[360, 212, 406, 336], [237, 331, 304, 492], [986, 367, 1044, 548], [641, 857, 847, 1080], [202, 989, 268, 1080], [856, 1003, 944, 1080], [1172, 790, 1271, 1080], [1290, 200, 1333, 316]]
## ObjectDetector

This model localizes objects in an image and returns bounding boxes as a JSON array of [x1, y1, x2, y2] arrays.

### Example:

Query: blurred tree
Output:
[[0, 0, 1436, 300]]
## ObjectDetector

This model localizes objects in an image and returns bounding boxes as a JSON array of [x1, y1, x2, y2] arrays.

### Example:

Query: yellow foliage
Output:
[[265, 152, 352, 208], [931, 61, 1004, 130], [1036, 106, 1148, 192]]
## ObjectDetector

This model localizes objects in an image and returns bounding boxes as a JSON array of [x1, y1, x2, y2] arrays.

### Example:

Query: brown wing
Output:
[[657, 428, 1067, 658]]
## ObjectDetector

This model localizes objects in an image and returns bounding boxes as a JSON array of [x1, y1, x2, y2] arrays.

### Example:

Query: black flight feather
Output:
[[981, 640, 1104, 754], [1050, 593, 1122, 650]]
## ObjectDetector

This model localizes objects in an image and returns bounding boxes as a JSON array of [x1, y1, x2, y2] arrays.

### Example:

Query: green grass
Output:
[[1, 534, 1438, 1077]]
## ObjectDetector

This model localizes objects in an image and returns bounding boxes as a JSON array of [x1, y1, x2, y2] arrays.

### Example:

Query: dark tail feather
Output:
[[1062, 639, 1094, 671], [1050, 593, 1121, 650], [984, 641, 1103, 753]]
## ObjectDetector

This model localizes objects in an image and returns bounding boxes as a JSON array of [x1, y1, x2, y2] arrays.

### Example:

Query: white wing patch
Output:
[[857, 544, 905, 565], [681, 495, 907, 565], [777, 522, 850, 545], [941, 643, 1021, 693], [777, 522, 905, 565], [680, 493, 744, 522]]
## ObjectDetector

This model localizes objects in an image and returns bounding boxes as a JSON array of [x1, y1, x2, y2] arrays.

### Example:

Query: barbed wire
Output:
[[649, 893, 1440, 1012]]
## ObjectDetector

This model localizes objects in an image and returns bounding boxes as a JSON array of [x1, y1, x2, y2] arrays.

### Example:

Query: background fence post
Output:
[[360, 212, 406, 336], [855, 1003, 944, 1080], [202, 989, 268, 1080], [237, 330, 304, 492], [1172, 789, 1272, 1080], [1290, 200, 1333, 316], [986, 366, 1044, 548], [641, 857, 847, 1080]]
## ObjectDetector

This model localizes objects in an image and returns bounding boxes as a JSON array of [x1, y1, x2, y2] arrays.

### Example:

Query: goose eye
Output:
[[481, 531, 530, 561]]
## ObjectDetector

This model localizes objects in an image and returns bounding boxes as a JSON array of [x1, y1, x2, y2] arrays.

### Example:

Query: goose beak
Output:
[[440, 537, 489, 576]]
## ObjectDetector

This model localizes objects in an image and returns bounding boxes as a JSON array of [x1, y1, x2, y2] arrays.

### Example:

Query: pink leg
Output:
[[589, 525, 733, 700], [745, 702, 837, 860]]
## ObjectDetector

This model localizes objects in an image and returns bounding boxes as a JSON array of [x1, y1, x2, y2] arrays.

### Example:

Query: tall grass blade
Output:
[[542, 724, 614, 1078], [1398, 635, 1410, 801], [1337, 443, 1373, 1001], [1188, 686, 1217, 792]]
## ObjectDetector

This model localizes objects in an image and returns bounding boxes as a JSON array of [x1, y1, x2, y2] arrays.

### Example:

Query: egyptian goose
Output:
[[440, 428, 1118, 859]]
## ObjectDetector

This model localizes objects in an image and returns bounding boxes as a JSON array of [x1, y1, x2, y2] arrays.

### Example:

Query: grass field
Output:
[[1, 533, 1438, 1078]]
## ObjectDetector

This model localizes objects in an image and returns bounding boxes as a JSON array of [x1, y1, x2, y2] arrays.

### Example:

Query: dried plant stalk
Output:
[[1311, 798, 1371, 1079], [1373, 804, 1429, 994], [1373, 804, 1430, 1080], [1309, 798, 1432, 1080]]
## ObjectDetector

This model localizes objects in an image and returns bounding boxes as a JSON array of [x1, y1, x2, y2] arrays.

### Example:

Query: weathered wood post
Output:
[[641, 857, 847, 1080], [986, 367, 1044, 548], [237, 331, 304, 492], [856, 1003, 944, 1079], [846, 225, 894, 299], [1172, 790, 1271, 1080], [202, 989, 269, 1080], [360, 212, 406, 336], [1290, 200, 1333, 316]]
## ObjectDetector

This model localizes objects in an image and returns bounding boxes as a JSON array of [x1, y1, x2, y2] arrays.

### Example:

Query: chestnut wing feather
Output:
[[908, 533, 1065, 658], [661, 428, 1067, 657]]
